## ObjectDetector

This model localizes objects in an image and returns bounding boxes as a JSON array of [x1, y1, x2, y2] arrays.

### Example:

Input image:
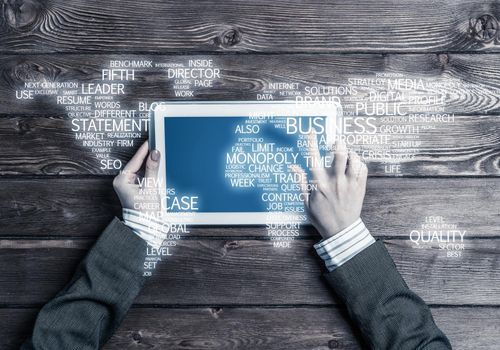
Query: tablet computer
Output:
[[149, 101, 342, 225]]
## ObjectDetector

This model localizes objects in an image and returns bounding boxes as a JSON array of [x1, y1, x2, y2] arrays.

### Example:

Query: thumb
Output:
[[145, 149, 160, 182]]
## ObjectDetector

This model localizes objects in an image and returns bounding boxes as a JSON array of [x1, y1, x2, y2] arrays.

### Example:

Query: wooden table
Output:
[[0, 1, 499, 349]]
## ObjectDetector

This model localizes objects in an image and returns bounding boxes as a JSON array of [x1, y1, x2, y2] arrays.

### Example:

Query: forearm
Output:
[[316, 223, 451, 349], [22, 218, 147, 350]]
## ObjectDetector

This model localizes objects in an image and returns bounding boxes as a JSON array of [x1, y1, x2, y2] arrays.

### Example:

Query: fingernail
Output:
[[151, 150, 160, 161]]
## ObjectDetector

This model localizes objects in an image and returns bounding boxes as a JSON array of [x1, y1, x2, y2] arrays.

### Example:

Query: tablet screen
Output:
[[164, 115, 329, 215]]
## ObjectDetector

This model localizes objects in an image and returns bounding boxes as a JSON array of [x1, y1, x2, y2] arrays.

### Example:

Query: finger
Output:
[[306, 130, 328, 183], [289, 164, 310, 209], [123, 141, 149, 173], [358, 161, 368, 184], [113, 169, 139, 187], [346, 149, 362, 179], [145, 149, 161, 182], [332, 138, 348, 176]]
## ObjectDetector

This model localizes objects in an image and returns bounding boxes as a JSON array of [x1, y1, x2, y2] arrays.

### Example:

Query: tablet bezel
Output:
[[150, 101, 342, 225]]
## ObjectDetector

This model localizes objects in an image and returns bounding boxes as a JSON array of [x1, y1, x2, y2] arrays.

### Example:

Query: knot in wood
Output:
[[2, 0, 41, 30], [438, 53, 449, 66], [209, 307, 222, 318], [17, 119, 31, 134], [328, 339, 341, 348], [470, 14, 498, 42], [220, 28, 241, 47], [224, 241, 239, 250], [132, 332, 142, 342], [14, 61, 46, 83]]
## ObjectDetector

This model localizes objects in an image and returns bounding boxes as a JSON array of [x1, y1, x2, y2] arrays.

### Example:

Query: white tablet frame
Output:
[[150, 100, 342, 225]]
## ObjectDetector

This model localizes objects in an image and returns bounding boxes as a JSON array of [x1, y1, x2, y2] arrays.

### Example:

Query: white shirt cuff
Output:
[[122, 209, 167, 249], [314, 218, 375, 272]]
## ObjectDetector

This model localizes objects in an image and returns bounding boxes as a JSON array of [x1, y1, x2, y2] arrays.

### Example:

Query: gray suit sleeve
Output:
[[324, 240, 452, 350], [21, 218, 147, 350]]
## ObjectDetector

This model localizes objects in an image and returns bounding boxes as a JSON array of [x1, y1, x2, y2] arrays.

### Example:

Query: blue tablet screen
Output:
[[164, 116, 326, 213]]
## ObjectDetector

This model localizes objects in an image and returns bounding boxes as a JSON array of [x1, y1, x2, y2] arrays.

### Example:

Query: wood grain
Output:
[[0, 1, 498, 347], [0, 0, 497, 53], [0, 114, 498, 176], [0, 177, 497, 238], [3, 54, 500, 116], [106, 307, 500, 350], [2, 307, 498, 350], [0, 238, 497, 306], [1, 54, 500, 176]]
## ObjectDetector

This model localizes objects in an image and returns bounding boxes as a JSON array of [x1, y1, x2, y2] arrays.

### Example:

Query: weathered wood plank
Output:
[[0, 307, 498, 350], [3, 54, 500, 116], [0, 0, 496, 53], [0, 238, 497, 305], [0, 178, 497, 238], [0, 177, 121, 237], [106, 307, 500, 350], [1, 54, 500, 176], [0, 115, 498, 176]]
